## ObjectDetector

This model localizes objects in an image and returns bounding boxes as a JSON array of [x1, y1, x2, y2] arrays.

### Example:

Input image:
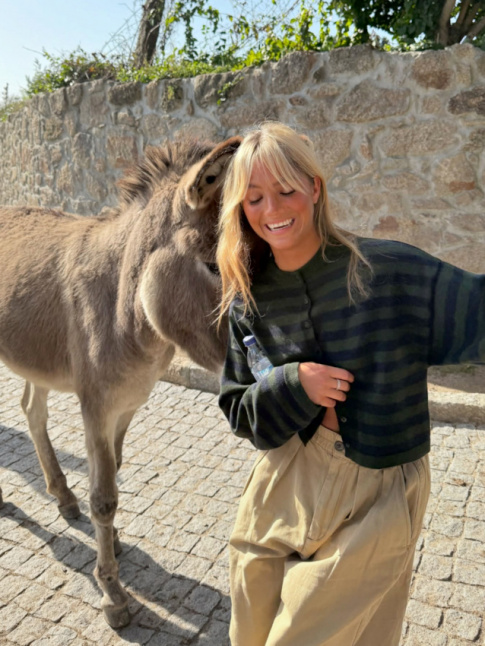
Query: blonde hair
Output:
[[217, 122, 371, 323]]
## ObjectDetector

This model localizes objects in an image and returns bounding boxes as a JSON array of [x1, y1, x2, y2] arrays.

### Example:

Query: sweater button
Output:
[[340, 417, 347, 423]]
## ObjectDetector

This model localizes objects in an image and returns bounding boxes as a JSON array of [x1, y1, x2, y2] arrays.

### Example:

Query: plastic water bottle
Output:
[[243, 335, 273, 381]]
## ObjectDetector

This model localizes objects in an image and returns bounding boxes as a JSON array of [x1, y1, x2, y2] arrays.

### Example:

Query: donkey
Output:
[[0, 136, 241, 627]]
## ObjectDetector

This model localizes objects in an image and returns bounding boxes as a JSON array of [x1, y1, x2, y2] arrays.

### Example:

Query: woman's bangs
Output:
[[254, 144, 308, 193]]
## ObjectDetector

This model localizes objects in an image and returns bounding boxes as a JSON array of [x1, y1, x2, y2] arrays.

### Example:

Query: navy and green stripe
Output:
[[218, 238, 485, 469]]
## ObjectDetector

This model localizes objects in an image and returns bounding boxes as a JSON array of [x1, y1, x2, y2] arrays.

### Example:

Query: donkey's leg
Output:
[[114, 409, 136, 472], [21, 382, 80, 518], [82, 406, 130, 628], [112, 409, 136, 556]]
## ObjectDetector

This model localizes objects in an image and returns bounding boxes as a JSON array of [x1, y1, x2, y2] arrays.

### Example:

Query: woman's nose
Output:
[[264, 193, 279, 214]]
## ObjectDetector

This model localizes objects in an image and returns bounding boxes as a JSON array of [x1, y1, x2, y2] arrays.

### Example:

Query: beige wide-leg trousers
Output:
[[229, 426, 431, 646]]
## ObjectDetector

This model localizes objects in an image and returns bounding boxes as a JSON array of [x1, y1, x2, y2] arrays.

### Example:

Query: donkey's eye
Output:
[[206, 175, 216, 184]]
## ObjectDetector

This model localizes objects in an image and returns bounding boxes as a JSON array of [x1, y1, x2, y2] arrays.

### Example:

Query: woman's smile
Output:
[[265, 218, 295, 232]]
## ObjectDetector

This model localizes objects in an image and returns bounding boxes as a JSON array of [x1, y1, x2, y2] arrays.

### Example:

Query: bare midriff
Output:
[[322, 407, 340, 433]]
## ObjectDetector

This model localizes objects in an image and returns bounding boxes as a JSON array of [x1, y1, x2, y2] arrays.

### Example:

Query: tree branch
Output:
[[437, 0, 457, 45], [456, 0, 471, 29], [464, 14, 485, 40], [463, 2, 480, 33]]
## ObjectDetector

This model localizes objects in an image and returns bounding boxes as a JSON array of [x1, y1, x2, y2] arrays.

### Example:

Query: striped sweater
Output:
[[218, 238, 485, 468]]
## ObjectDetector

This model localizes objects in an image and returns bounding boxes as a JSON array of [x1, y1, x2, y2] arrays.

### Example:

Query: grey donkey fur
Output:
[[0, 136, 241, 627]]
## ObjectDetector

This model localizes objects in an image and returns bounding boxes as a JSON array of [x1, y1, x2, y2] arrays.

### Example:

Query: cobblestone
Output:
[[1, 363, 485, 644]]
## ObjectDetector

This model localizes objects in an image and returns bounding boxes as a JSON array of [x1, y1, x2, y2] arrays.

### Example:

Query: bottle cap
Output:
[[243, 335, 256, 347]]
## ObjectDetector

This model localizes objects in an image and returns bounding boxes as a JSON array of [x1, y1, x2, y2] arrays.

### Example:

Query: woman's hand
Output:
[[298, 362, 354, 407]]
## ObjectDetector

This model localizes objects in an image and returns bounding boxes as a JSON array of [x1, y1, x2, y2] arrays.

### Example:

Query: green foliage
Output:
[[0, 84, 27, 122], [332, 0, 485, 49], [25, 49, 118, 96], [16, 0, 485, 104]]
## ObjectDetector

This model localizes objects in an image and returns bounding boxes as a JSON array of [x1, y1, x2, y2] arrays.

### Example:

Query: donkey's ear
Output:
[[185, 136, 242, 209]]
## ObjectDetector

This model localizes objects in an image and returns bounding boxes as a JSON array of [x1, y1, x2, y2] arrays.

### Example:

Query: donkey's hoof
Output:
[[0, 491, 3, 508], [58, 501, 81, 519], [103, 603, 131, 628]]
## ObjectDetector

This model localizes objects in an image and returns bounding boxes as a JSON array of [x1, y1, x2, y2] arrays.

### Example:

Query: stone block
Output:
[[141, 113, 169, 143], [449, 86, 485, 115], [270, 51, 315, 95], [194, 71, 247, 109], [313, 64, 327, 83], [381, 120, 458, 156], [56, 164, 76, 196], [291, 100, 333, 129], [161, 79, 185, 112], [44, 117, 64, 141], [116, 107, 137, 127], [421, 96, 443, 115], [106, 134, 139, 169], [0, 603, 27, 634], [433, 153, 476, 195], [249, 67, 269, 100], [454, 558, 485, 585], [35, 93, 51, 118], [66, 83, 83, 106], [145, 79, 161, 110], [412, 50, 454, 90], [49, 88, 67, 115], [444, 609, 482, 641], [313, 128, 353, 178], [327, 45, 377, 75], [405, 599, 442, 629], [309, 83, 342, 99], [219, 100, 283, 130], [108, 81, 142, 106], [86, 172, 108, 201], [450, 42, 477, 62], [64, 110, 78, 137], [405, 623, 447, 645], [382, 172, 429, 194], [450, 581, 485, 614], [337, 81, 410, 122], [72, 132, 93, 168], [418, 554, 453, 580], [184, 585, 221, 616]]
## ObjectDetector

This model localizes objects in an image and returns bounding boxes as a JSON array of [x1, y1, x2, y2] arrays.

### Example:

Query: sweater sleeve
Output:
[[218, 306, 323, 449], [430, 260, 485, 366]]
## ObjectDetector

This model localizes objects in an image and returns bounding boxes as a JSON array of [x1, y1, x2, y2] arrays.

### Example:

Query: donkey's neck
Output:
[[108, 201, 172, 350]]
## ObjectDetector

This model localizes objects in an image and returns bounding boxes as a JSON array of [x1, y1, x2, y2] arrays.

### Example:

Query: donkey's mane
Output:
[[117, 138, 214, 207]]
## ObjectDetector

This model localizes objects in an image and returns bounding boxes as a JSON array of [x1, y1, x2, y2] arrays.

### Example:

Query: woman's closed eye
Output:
[[248, 190, 295, 205]]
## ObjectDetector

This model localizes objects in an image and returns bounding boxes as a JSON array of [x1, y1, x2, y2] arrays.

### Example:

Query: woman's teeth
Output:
[[267, 219, 294, 231]]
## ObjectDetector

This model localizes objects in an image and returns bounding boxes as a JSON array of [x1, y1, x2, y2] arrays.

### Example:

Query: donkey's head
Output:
[[175, 136, 242, 268], [117, 136, 241, 371], [118, 136, 241, 271]]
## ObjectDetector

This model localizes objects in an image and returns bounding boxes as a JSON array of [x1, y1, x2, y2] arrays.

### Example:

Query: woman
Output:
[[216, 121, 485, 646]]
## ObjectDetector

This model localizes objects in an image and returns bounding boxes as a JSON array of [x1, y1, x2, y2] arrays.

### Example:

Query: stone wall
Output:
[[1, 44, 485, 271]]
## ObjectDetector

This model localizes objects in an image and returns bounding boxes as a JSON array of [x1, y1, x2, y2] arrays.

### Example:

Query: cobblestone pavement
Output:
[[0, 361, 484, 646]]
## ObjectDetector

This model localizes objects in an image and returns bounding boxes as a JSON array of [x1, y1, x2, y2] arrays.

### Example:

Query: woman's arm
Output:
[[430, 261, 485, 366], [218, 312, 322, 449]]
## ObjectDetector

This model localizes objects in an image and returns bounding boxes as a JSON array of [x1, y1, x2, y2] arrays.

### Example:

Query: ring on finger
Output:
[[336, 378, 341, 391]]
